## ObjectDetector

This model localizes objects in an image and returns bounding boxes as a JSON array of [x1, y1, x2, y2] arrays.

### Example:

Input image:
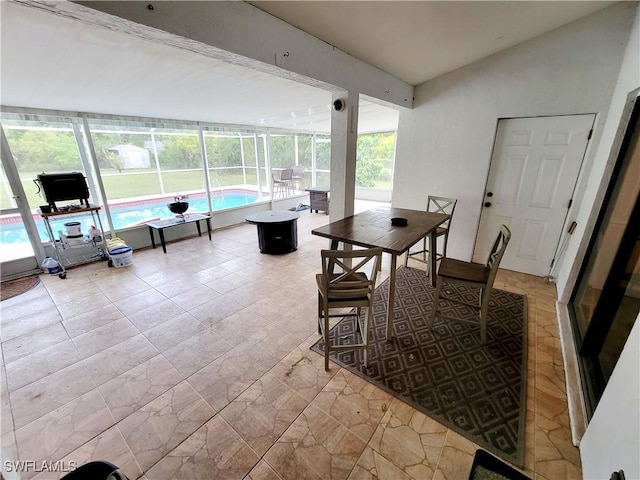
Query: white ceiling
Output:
[[250, 1, 615, 86], [1, 1, 615, 134]]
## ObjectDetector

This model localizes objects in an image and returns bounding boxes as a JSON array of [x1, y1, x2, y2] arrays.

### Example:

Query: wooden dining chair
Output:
[[404, 195, 458, 276], [316, 247, 383, 371], [429, 224, 511, 344]]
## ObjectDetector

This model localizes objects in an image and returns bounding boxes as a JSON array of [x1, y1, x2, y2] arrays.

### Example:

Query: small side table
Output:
[[146, 214, 212, 253], [305, 186, 330, 214], [245, 210, 300, 254]]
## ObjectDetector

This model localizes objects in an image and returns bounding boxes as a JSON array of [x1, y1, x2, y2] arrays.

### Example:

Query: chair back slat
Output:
[[427, 196, 457, 230], [486, 224, 511, 283], [317, 248, 382, 371], [291, 165, 305, 179], [321, 248, 383, 299], [280, 168, 294, 181]]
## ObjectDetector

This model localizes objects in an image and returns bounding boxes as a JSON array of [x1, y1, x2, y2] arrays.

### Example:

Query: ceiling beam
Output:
[[14, 0, 413, 110]]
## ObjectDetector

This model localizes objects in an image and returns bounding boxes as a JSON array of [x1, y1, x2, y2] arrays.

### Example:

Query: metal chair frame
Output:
[[272, 168, 293, 197]]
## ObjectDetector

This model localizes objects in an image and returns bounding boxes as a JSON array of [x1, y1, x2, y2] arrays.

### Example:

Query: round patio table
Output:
[[245, 210, 300, 254]]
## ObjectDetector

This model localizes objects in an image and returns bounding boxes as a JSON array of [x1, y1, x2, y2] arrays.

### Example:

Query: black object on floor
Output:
[[61, 461, 129, 480], [310, 266, 528, 467], [469, 449, 531, 480]]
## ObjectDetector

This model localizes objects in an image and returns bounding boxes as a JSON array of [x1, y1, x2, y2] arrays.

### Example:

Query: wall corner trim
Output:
[[556, 301, 589, 445]]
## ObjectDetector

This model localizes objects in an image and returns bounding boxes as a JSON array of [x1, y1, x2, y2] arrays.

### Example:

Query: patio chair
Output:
[[272, 168, 293, 197], [404, 195, 458, 276], [316, 247, 383, 371], [290, 165, 306, 192], [429, 224, 511, 344]]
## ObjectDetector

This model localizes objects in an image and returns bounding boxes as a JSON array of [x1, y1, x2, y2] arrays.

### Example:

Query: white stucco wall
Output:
[[393, 2, 637, 264], [572, 4, 640, 474], [580, 316, 640, 480], [556, 5, 640, 301]]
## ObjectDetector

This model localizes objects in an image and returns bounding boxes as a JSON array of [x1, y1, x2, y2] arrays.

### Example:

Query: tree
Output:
[[356, 132, 395, 187], [6, 129, 80, 172], [205, 135, 242, 168], [158, 134, 201, 169]]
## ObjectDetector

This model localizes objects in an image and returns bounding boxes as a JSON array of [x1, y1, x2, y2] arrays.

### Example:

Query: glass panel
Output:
[[0, 158, 35, 261], [315, 135, 331, 187], [0, 214, 35, 262], [89, 122, 161, 201], [297, 135, 313, 169], [356, 132, 396, 189], [241, 134, 259, 187], [599, 244, 640, 380], [269, 134, 296, 198], [573, 119, 640, 339], [0, 109, 354, 238], [0, 154, 16, 211], [203, 129, 262, 210], [204, 132, 244, 188], [88, 120, 208, 227], [270, 135, 295, 169], [1, 113, 86, 242], [255, 134, 269, 191], [294, 134, 312, 192]]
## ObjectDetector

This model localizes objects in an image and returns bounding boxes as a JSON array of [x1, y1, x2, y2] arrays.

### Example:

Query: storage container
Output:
[[64, 221, 82, 236], [108, 246, 133, 267], [41, 256, 61, 274]]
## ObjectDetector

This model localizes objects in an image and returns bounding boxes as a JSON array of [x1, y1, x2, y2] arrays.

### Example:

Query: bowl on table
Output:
[[167, 201, 189, 216]]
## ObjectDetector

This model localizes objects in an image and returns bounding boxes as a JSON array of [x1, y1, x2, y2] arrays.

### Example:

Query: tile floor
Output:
[[0, 202, 582, 479]]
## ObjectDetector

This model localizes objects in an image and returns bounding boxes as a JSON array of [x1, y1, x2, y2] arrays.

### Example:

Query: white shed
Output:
[[107, 144, 151, 169]]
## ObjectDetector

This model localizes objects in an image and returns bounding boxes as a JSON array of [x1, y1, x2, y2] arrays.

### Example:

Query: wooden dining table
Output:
[[311, 206, 450, 340]]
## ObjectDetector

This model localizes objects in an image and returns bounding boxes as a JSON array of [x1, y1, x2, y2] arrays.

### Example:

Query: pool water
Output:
[[1, 191, 259, 245], [102, 192, 257, 228]]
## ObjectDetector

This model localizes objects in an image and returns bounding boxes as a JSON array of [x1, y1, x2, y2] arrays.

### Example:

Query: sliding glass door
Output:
[[0, 128, 42, 271], [570, 92, 640, 415]]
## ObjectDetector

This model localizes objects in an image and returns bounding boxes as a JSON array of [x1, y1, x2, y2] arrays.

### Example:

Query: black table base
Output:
[[256, 220, 298, 254], [245, 210, 300, 254]]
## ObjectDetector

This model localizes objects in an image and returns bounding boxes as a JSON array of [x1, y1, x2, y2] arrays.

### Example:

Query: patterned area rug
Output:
[[311, 266, 527, 467], [0, 275, 40, 301]]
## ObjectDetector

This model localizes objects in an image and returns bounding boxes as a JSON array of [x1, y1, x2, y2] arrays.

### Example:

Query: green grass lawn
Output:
[[2, 170, 259, 210], [2, 169, 389, 211]]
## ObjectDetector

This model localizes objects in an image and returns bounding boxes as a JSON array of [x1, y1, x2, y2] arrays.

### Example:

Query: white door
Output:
[[474, 114, 594, 276]]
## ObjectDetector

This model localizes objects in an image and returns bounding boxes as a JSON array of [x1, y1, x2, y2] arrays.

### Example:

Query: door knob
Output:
[[484, 202, 492, 208]]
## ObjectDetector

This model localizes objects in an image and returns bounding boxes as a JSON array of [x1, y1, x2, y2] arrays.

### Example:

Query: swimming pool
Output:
[[0, 191, 260, 245]]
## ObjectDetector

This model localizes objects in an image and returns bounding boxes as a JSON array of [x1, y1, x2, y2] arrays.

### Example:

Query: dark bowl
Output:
[[168, 201, 189, 215], [391, 217, 408, 226]]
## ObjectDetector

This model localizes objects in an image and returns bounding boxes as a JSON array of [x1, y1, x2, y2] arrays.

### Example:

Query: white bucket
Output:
[[64, 222, 82, 236], [109, 246, 133, 268]]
